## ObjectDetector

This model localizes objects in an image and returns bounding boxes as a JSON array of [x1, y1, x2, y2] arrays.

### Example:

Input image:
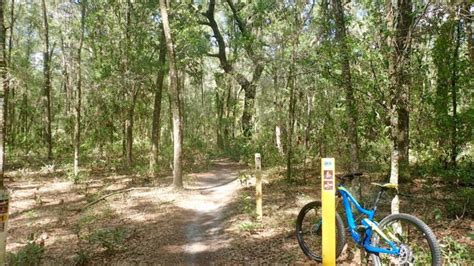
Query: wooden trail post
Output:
[[255, 153, 262, 220], [0, 190, 8, 264], [321, 158, 336, 266]]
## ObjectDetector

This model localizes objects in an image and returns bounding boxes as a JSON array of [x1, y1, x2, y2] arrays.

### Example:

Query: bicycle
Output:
[[296, 172, 441, 265]]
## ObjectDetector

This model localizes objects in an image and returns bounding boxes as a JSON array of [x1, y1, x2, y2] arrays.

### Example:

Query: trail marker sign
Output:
[[321, 158, 336, 265]]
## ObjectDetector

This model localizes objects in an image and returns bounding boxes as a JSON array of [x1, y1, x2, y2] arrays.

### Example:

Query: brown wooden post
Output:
[[255, 153, 262, 220]]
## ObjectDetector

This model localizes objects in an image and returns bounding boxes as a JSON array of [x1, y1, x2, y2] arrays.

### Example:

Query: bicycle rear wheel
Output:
[[295, 201, 346, 261], [371, 213, 441, 265]]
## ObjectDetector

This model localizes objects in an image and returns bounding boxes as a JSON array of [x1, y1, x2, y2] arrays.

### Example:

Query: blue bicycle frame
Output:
[[337, 185, 400, 255]]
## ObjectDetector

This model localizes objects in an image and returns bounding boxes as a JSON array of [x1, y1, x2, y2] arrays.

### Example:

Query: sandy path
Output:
[[175, 160, 243, 264], [5, 159, 245, 264]]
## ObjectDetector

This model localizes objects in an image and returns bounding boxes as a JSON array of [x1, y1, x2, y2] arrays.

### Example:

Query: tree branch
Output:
[[202, 0, 232, 73], [224, 0, 247, 36]]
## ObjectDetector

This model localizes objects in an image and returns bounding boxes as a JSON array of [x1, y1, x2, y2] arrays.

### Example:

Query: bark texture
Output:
[[74, 1, 86, 179], [0, 0, 6, 187], [41, 0, 53, 159], [332, 0, 359, 173], [202, 0, 264, 137], [387, 0, 413, 213], [160, 0, 183, 188], [149, 29, 166, 177]]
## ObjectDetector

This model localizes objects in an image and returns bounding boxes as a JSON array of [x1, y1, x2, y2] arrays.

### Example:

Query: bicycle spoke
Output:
[[372, 215, 439, 265]]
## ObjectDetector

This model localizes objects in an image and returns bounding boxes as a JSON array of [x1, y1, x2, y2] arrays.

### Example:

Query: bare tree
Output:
[[0, 0, 8, 262], [41, 0, 52, 159], [149, 28, 166, 177], [160, 0, 183, 188], [387, 0, 413, 213], [0, 0, 6, 188], [74, 0, 86, 179]]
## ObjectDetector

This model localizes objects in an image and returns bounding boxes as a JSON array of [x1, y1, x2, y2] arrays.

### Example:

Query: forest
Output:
[[0, 0, 472, 264]]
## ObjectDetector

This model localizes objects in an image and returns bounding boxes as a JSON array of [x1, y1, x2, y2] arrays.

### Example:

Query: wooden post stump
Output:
[[255, 153, 262, 221]]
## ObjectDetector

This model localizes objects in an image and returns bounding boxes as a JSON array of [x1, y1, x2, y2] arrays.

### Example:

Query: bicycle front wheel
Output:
[[295, 201, 346, 262], [371, 213, 441, 265]]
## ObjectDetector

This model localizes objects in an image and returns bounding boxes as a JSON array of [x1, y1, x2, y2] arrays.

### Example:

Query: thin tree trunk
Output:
[[0, 1, 8, 262], [303, 94, 313, 182], [149, 29, 166, 177], [123, 0, 134, 168], [125, 85, 138, 168], [5, 0, 12, 147], [451, 17, 461, 167], [74, 1, 85, 179], [387, 0, 413, 214], [332, 0, 359, 173], [275, 125, 284, 155], [215, 74, 225, 149], [273, 70, 285, 156], [286, 48, 297, 180], [60, 35, 71, 116], [463, 1, 473, 65], [160, 0, 183, 189], [286, 74, 296, 180], [286, 9, 300, 180], [398, 97, 410, 178], [41, 0, 52, 160], [0, 0, 6, 188]]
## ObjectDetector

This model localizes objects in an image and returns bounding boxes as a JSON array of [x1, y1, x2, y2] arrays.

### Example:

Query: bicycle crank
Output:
[[397, 244, 414, 264]]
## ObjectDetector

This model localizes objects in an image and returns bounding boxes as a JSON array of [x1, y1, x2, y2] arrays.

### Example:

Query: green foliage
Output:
[[7, 241, 44, 266], [239, 192, 254, 216], [440, 236, 473, 264], [238, 171, 253, 186], [238, 221, 262, 233], [88, 227, 127, 252], [73, 211, 127, 257], [446, 187, 474, 219], [73, 249, 90, 266]]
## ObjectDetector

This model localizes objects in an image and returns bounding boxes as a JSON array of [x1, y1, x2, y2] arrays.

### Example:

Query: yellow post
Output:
[[321, 158, 336, 265], [255, 153, 262, 221]]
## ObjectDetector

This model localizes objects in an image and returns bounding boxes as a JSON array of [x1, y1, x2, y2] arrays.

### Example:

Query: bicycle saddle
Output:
[[371, 182, 398, 190]]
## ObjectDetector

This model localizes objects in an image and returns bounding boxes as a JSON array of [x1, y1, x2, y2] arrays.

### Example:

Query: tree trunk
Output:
[[286, 9, 300, 181], [286, 47, 297, 180], [5, 0, 12, 148], [286, 76, 296, 180], [0, 1, 9, 262], [203, 0, 264, 138], [303, 94, 313, 181], [160, 0, 183, 189], [462, 1, 473, 65], [387, 0, 413, 214], [215, 74, 225, 149], [450, 18, 461, 167], [149, 29, 166, 177], [125, 86, 138, 169], [73, 1, 86, 179], [60, 35, 71, 116], [275, 125, 284, 155], [41, 0, 52, 160], [332, 0, 359, 173], [41, 0, 53, 160], [0, 0, 6, 188]]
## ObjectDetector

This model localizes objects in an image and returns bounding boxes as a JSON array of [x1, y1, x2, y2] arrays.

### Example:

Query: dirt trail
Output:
[[5, 159, 245, 264], [176, 160, 243, 264]]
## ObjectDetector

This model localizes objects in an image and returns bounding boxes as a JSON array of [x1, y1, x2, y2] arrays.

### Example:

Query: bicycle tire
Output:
[[295, 201, 346, 262], [371, 213, 441, 266]]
